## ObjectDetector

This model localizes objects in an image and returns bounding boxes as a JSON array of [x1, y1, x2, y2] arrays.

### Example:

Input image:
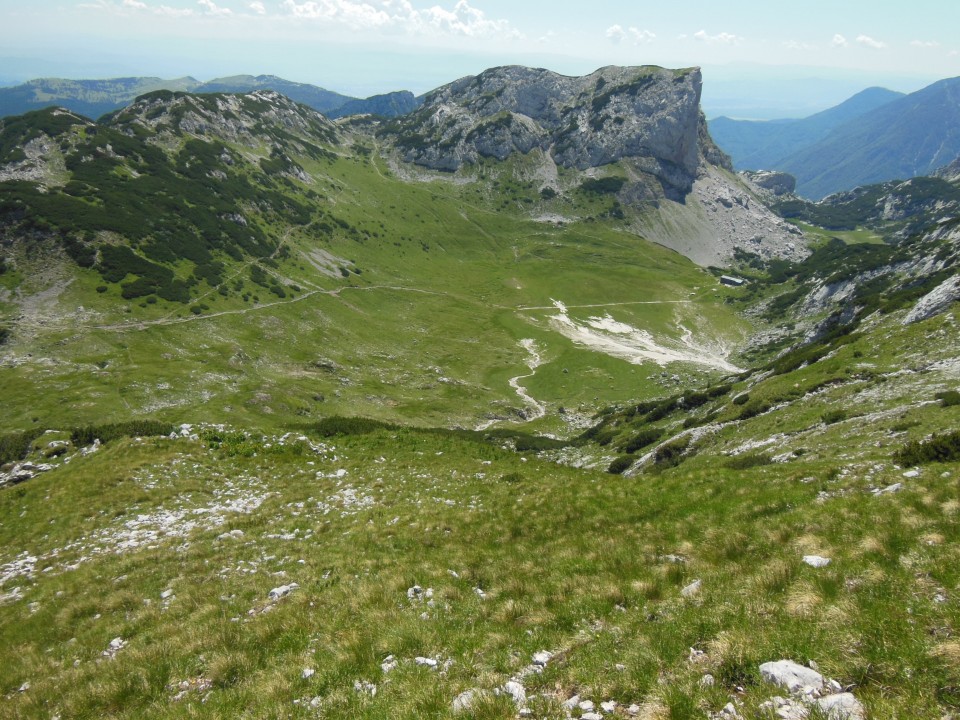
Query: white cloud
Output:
[[784, 40, 817, 51], [831, 33, 848, 47], [249, 1, 266, 12], [198, 0, 233, 15], [157, 4, 196, 15], [279, 0, 520, 38], [81, 0, 197, 16], [693, 29, 740, 45], [628, 27, 655, 44], [605, 24, 626, 44], [856, 34, 886, 49], [606, 25, 655, 45], [910, 39, 940, 48], [419, 1, 521, 38], [281, 0, 390, 26]]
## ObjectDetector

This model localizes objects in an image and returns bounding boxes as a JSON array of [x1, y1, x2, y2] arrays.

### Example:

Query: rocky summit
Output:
[[385, 65, 722, 200]]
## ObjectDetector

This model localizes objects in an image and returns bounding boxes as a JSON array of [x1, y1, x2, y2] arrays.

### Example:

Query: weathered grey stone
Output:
[[380, 655, 397, 674], [390, 65, 721, 199], [802, 555, 831, 568], [450, 688, 484, 713], [759, 660, 824, 694], [532, 650, 553, 666], [873, 482, 903, 496], [759, 696, 807, 720], [681, 579, 702, 597], [502, 680, 526, 705], [268, 583, 298, 600], [904, 275, 960, 324], [742, 170, 797, 196], [816, 692, 866, 719]]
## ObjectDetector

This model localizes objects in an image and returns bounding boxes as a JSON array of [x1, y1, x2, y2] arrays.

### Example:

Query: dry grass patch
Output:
[[785, 581, 822, 617]]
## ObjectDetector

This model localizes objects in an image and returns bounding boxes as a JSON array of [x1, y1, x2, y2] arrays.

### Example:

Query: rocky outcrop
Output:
[[113, 90, 341, 150], [759, 660, 865, 720], [384, 65, 725, 199], [741, 169, 796, 196], [934, 155, 960, 183], [904, 274, 960, 324]]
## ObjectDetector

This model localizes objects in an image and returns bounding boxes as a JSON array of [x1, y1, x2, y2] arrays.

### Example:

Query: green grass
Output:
[[0, 136, 746, 435], [3, 90, 960, 719], [787, 220, 885, 246], [1, 406, 958, 718]]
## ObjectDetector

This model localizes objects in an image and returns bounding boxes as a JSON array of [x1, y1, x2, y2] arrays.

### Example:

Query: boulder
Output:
[[452, 689, 484, 713], [904, 275, 960, 324], [816, 692, 866, 719], [759, 660, 824, 694]]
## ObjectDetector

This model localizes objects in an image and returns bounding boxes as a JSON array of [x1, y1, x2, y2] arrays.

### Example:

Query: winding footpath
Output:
[[476, 338, 546, 431]]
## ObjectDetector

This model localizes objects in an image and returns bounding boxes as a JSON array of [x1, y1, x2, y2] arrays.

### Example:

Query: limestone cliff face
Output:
[[384, 65, 728, 198]]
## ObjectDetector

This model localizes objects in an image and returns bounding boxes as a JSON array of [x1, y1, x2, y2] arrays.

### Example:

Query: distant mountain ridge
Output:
[[0, 76, 200, 119], [710, 77, 960, 200], [780, 76, 960, 199], [709, 87, 904, 171], [0, 73, 421, 120]]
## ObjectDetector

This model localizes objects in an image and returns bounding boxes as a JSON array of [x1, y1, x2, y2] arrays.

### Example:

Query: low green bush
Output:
[[653, 436, 691, 468], [312, 416, 398, 437], [621, 428, 663, 454], [894, 431, 960, 466], [607, 455, 634, 475], [936, 390, 960, 407], [70, 420, 174, 447], [821, 409, 848, 425], [0, 429, 43, 465], [724, 453, 773, 470]]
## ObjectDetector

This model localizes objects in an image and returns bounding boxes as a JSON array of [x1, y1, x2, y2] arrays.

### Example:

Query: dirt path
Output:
[[476, 338, 546, 431], [71, 284, 447, 333], [509, 338, 546, 420], [518, 299, 693, 311]]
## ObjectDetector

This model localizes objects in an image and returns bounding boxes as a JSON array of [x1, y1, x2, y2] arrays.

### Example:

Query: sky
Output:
[[3, 0, 960, 118]]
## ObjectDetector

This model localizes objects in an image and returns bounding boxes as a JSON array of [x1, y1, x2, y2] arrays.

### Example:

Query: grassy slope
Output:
[[0, 146, 747, 434], [3, 107, 960, 719], [1, 313, 958, 718]]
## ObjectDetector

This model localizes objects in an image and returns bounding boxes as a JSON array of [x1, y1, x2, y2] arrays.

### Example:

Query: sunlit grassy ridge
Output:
[[1, 375, 958, 719], [1, 132, 747, 434]]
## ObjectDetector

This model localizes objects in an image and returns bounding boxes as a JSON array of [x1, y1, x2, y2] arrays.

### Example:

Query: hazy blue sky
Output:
[[3, 0, 959, 116]]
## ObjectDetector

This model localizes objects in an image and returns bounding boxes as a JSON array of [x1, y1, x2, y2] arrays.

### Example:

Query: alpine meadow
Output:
[[1, 41, 960, 720]]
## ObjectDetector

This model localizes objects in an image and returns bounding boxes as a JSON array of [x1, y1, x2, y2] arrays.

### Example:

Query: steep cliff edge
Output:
[[379, 64, 803, 266], [383, 65, 718, 199]]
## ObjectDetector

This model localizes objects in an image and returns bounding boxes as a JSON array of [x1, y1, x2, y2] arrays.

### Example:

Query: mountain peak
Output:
[[383, 64, 719, 199]]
